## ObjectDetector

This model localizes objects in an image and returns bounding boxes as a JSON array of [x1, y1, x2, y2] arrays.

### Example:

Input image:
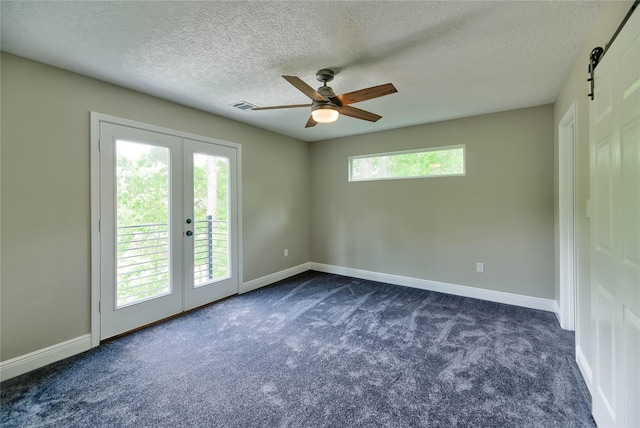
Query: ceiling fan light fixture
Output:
[[311, 104, 339, 123]]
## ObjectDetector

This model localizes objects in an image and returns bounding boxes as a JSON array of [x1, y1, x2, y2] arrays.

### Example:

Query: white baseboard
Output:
[[0, 334, 92, 382], [0, 265, 309, 382], [554, 296, 576, 331], [309, 262, 555, 312], [0, 264, 555, 382], [240, 262, 310, 294], [554, 300, 562, 325], [576, 345, 594, 395]]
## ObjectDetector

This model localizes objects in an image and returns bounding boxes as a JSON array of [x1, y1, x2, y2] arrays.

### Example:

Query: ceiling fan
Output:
[[252, 69, 397, 128]]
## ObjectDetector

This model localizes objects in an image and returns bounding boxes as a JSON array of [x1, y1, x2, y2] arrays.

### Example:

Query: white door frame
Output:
[[90, 112, 243, 347], [558, 102, 576, 331]]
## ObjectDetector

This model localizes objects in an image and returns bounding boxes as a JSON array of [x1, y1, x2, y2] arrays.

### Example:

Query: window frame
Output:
[[348, 144, 466, 182]]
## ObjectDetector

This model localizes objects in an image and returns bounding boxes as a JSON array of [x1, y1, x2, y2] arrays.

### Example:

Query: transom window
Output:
[[349, 145, 465, 182]]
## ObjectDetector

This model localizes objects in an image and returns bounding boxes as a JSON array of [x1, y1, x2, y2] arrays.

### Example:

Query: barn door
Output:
[[589, 8, 640, 427]]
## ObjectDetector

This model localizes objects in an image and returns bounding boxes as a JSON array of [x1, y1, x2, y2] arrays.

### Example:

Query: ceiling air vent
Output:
[[231, 101, 256, 111]]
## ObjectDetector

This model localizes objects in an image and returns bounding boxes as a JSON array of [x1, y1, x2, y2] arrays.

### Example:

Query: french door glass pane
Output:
[[192, 153, 230, 287], [116, 140, 171, 307]]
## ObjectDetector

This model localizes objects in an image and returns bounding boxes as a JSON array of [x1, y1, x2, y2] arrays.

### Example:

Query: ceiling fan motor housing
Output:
[[317, 85, 337, 101]]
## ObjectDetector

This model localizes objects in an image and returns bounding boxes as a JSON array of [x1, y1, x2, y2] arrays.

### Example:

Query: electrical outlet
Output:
[[284, 249, 288, 257], [477, 262, 485, 273]]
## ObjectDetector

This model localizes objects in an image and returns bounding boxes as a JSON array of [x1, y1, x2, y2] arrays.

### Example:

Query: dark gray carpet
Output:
[[1, 271, 594, 427]]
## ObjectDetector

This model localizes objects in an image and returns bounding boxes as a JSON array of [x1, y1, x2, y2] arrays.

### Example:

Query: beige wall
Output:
[[0, 53, 310, 361], [554, 0, 634, 383], [310, 105, 555, 298]]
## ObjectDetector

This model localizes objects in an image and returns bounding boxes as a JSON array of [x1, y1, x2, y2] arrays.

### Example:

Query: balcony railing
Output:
[[116, 223, 170, 307], [193, 216, 229, 286], [116, 217, 229, 306]]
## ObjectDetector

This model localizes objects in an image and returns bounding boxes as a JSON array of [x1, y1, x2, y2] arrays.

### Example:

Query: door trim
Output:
[[558, 102, 577, 331], [90, 112, 243, 347]]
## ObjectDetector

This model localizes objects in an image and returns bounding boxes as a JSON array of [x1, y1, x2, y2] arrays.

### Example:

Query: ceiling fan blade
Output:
[[252, 104, 311, 111], [282, 75, 328, 102], [336, 83, 397, 105], [339, 105, 382, 122], [305, 116, 318, 128]]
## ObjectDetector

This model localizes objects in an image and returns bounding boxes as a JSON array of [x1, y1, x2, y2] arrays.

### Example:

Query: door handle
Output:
[[186, 218, 192, 224], [186, 230, 193, 237]]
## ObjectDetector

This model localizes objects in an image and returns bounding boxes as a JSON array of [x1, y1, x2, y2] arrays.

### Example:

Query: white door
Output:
[[99, 122, 239, 340], [182, 138, 238, 310], [590, 8, 640, 428]]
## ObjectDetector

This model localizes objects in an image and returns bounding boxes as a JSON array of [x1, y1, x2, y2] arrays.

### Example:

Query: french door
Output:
[[98, 121, 239, 340]]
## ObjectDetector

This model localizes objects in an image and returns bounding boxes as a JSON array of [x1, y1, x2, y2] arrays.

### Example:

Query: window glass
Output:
[[349, 145, 465, 181]]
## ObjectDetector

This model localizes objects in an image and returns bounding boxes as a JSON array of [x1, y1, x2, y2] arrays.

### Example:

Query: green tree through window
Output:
[[350, 145, 465, 181], [115, 141, 230, 306]]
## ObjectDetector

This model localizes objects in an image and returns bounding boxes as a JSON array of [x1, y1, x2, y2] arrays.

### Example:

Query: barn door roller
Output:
[[588, 0, 638, 100]]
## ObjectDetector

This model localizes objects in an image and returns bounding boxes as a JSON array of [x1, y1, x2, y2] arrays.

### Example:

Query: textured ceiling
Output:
[[1, 1, 603, 142]]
